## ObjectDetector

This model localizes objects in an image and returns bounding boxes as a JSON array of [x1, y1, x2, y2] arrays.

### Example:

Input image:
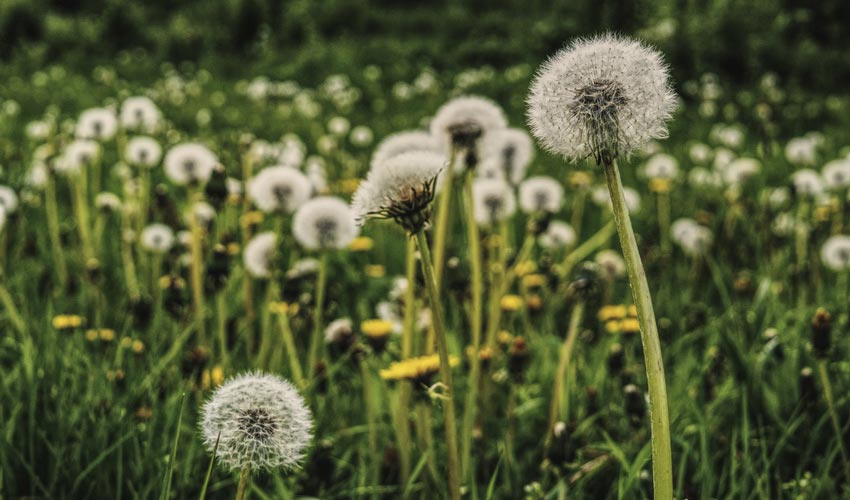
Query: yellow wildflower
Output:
[[365, 264, 385, 278], [132, 340, 145, 354], [604, 320, 622, 334], [349, 236, 374, 252], [568, 171, 593, 188], [598, 305, 627, 322], [226, 242, 241, 255], [513, 261, 537, 277], [522, 273, 547, 289], [500, 294, 524, 312], [361, 319, 394, 339], [649, 178, 672, 193], [239, 210, 264, 228], [269, 301, 291, 316], [380, 354, 460, 381], [52, 314, 85, 330], [621, 318, 640, 333]]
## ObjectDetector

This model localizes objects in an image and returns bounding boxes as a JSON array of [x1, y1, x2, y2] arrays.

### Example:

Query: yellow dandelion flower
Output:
[[522, 273, 547, 289], [568, 171, 593, 188], [340, 178, 361, 195], [361, 319, 394, 338], [513, 261, 537, 277], [621, 318, 640, 333], [815, 205, 832, 222], [500, 294, 524, 312], [85, 329, 98, 342], [239, 210, 264, 228], [97, 329, 116, 342], [627, 305, 638, 317], [226, 242, 241, 255], [365, 264, 385, 278], [268, 301, 291, 316], [497, 330, 514, 345], [379, 354, 460, 381], [201, 365, 225, 389], [52, 314, 85, 330], [465, 345, 494, 361], [132, 340, 145, 354], [120, 336, 133, 348], [159, 276, 185, 289], [604, 319, 622, 334], [598, 305, 627, 322], [349, 236, 374, 252], [649, 178, 672, 193], [526, 294, 543, 311]]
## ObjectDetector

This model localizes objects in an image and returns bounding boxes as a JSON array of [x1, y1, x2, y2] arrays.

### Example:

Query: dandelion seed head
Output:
[[0, 186, 19, 214], [527, 33, 677, 165], [822, 159, 850, 190], [687, 167, 722, 190], [479, 128, 535, 185], [821, 236, 850, 272], [201, 372, 313, 472], [120, 96, 162, 133], [244, 232, 278, 278], [518, 176, 564, 214], [164, 143, 218, 186], [76, 107, 118, 141], [539, 221, 576, 250], [595, 249, 626, 278], [472, 177, 516, 226], [126, 136, 163, 168], [791, 169, 824, 198], [293, 196, 359, 251], [95, 192, 122, 212], [671, 218, 713, 256], [430, 96, 507, 152], [57, 140, 101, 175], [785, 137, 818, 166], [248, 166, 312, 214], [641, 153, 679, 180], [141, 223, 175, 253], [371, 130, 445, 168], [721, 158, 760, 186], [591, 185, 640, 214], [325, 318, 354, 344]]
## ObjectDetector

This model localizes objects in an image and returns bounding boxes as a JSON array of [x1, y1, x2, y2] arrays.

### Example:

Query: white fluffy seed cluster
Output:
[[821, 236, 850, 271], [164, 143, 218, 185], [244, 232, 278, 278], [371, 131, 446, 168], [518, 176, 564, 214], [248, 165, 312, 214], [477, 128, 535, 184], [125, 136, 163, 168], [140, 223, 175, 253], [527, 33, 677, 165], [120, 96, 162, 133], [671, 218, 713, 257], [75, 107, 118, 141], [293, 196, 359, 250], [472, 178, 516, 226], [201, 372, 313, 472], [539, 221, 577, 250], [429, 95, 507, 152]]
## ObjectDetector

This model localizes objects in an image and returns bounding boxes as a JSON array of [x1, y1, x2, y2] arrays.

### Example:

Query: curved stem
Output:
[[414, 229, 461, 500], [44, 176, 68, 289], [602, 160, 672, 500], [396, 238, 417, 487], [307, 252, 329, 379], [546, 301, 584, 445], [557, 219, 616, 279], [817, 360, 850, 481]]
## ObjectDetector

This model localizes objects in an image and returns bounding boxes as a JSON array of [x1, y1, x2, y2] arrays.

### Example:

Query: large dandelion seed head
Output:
[[293, 196, 359, 251], [75, 107, 118, 141], [0, 185, 19, 214], [351, 151, 445, 233], [56, 139, 102, 175], [164, 143, 218, 186], [201, 372, 313, 472], [371, 130, 445, 167], [527, 33, 677, 166], [822, 159, 850, 190], [430, 96, 507, 152], [821, 235, 850, 272], [248, 166, 312, 214], [472, 178, 516, 226], [125, 136, 163, 168], [120, 96, 162, 133], [244, 232, 278, 278], [140, 223, 175, 253], [479, 128, 535, 185], [518, 176, 564, 214]]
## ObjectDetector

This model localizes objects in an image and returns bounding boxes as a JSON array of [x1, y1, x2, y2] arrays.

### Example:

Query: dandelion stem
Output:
[[817, 360, 850, 481], [558, 219, 616, 279], [657, 190, 671, 256], [308, 252, 329, 380], [414, 229, 461, 500], [44, 176, 68, 289], [360, 357, 380, 488], [241, 153, 256, 324], [235, 465, 250, 500], [432, 148, 457, 286], [72, 172, 95, 262], [460, 169, 484, 481], [0, 281, 26, 335], [601, 159, 673, 500], [396, 238, 417, 487], [216, 292, 229, 369], [278, 311, 305, 388], [546, 301, 584, 446], [189, 190, 206, 343]]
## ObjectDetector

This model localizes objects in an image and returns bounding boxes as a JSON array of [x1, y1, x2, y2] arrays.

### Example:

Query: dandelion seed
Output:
[[76, 107, 118, 141], [141, 224, 175, 253], [120, 96, 162, 132], [201, 372, 313, 472], [292, 196, 359, 251], [518, 176, 564, 214], [785, 136, 818, 166], [244, 232, 278, 278], [125, 136, 163, 168], [56, 139, 101, 175], [248, 165, 312, 214], [472, 178, 516, 226], [164, 143, 218, 186], [527, 33, 677, 165]]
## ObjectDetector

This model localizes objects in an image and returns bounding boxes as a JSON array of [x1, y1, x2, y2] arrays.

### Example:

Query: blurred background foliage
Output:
[[1, 0, 849, 90]]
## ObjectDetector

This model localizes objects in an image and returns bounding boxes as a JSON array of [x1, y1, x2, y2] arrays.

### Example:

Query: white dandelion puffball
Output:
[[527, 33, 677, 165], [595, 249, 626, 278], [351, 151, 445, 230], [75, 107, 118, 141], [591, 185, 640, 214], [293, 196, 359, 251], [472, 177, 517, 226], [57, 140, 101, 175], [791, 169, 824, 197], [248, 165, 312, 214], [95, 192, 122, 211], [670, 218, 699, 243], [244, 232, 278, 278], [642, 153, 679, 180], [688, 167, 722, 189], [325, 318, 353, 344], [125, 136, 163, 168], [0, 206, 5, 231], [26, 120, 51, 141], [785, 137, 817, 166], [712, 147, 736, 171], [201, 372, 313, 472], [0, 186, 19, 214], [821, 235, 850, 271], [479, 128, 535, 185], [539, 221, 577, 249], [822, 159, 850, 190], [192, 201, 217, 226], [721, 158, 760, 186], [671, 219, 713, 257], [429, 95, 507, 151], [350, 126, 374, 147], [371, 130, 445, 168], [27, 162, 49, 189], [518, 176, 564, 214], [163, 143, 218, 185], [120, 96, 162, 132], [140, 224, 175, 253], [688, 143, 713, 165], [772, 212, 797, 237]]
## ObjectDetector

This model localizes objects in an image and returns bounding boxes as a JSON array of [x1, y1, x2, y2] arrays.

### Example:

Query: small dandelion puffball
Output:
[[120, 96, 162, 132], [293, 196, 359, 251], [248, 166, 312, 214], [821, 236, 850, 271], [0, 186, 19, 214], [641, 153, 679, 180], [688, 167, 722, 190], [591, 185, 640, 214], [518, 176, 564, 214], [201, 372, 313, 472], [192, 202, 217, 227], [351, 151, 445, 233], [125, 136, 163, 168], [822, 159, 850, 190], [472, 178, 517, 226], [479, 128, 535, 185], [791, 169, 824, 198], [429, 96, 507, 152], [244, 232, 278, 278], [688, 143, 713, 165], [670, 218, 698, 243], [539, 221, 576, 250], [671, 219, 712, 256], [141, 224, 175, 253], [785, 137, 817, 166], [371, 131, 445, 167], [57, 140, 101, 175], [325, 318, 354, 344], [721, 158, 760, 186], [527, 33, 677, 165], [75, 107, 118, 141], [595, 249, 626, 278], [95, 192, 122, 212], [164, 143, 218, 186]]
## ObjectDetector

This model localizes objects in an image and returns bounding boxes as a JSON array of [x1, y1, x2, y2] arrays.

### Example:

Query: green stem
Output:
[[307, 252, 329, 379], [235, 465, 250, 500], [817, 360, 850, 481], [72, 173, 95, 262], [460, 170, 484, 481], [278, 311, 305, 388], [558, 219, 616, 279], [0, 281, 26, 335], [414, 229, 461, 500], [216, 292, 229, 369], [432, 148, 457, 286], [360, 358, 380, 488], [44, 176, 68, 289], [657, 191, 671, 256], [189, 191, 206, 343], [546, 301, 584, 445], [396, 238, 417, 487], [602, 160, 672, 500]]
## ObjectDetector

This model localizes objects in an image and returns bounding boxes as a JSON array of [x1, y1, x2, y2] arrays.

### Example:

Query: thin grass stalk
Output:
[[121, 214, 141, 302], [657, 190, 671, 256], [360, 357, 380, 489], [241, 153, 256, 323], [0, 281, 26, 335], [278, 311, 305, 388], [215, 292, 229, 369], [602, 159, 672, 500], [189, 189, 206, 343], [307, 252, 329, 380], [545, 301, 584, 445], [432, 146, 458, 285], [817, 360, 850, 481], [44, 175, 68, 289], [570, 188, 587, 238], [558, 219, 616, 279], [460, 169, 484, 480], [72, 172, 95, 262], [396, 237, 418, 487], [414, 229, 461, 500]]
